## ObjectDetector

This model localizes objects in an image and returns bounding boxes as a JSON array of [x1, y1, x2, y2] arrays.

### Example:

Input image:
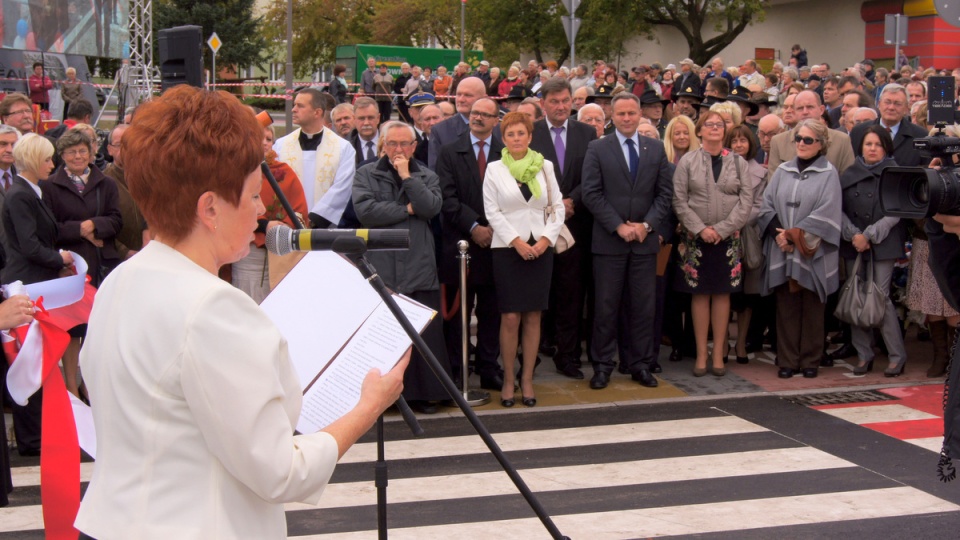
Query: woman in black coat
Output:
[[41, 128, 122, 399], [329, 64, 350, 104], [839, 125, 907, 376], [0, 133, 74, 467]]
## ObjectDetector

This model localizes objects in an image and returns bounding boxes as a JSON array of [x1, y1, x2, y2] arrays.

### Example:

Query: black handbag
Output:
[[834, 252, 886, 328]]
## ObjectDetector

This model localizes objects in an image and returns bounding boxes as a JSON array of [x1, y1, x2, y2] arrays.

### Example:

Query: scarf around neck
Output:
[[500, 147, 544, 199]]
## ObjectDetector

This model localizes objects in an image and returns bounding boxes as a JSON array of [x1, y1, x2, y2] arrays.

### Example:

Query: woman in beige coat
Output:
[[672, 110, 754, 376]]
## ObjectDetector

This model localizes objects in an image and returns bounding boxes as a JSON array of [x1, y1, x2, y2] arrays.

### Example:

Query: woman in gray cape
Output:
[[758, 119, 842, 379]]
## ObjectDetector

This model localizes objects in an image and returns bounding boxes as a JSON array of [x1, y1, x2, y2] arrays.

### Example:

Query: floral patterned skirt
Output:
[[673, 231, 743, 295]]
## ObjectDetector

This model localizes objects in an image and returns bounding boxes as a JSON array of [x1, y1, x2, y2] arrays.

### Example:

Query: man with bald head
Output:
[[428, 77, 498, 169], [756, 114, 785, 167], [767, 90, 854, 174]]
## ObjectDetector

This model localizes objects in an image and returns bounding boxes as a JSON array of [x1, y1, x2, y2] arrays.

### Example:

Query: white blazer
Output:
[[75, 241, 339, 539], [483, 158, 565, 248]]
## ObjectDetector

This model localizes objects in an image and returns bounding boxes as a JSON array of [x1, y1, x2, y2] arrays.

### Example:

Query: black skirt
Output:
[[673, 232, 743, 295], [492, 246, 553, 313]]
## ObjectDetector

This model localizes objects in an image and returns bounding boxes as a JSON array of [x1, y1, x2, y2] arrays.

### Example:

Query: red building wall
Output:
[[862, 0, 960, 69]]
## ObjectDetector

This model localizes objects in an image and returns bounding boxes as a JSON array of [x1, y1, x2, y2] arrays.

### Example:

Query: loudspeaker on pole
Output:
[[158, 25, 204, 91]]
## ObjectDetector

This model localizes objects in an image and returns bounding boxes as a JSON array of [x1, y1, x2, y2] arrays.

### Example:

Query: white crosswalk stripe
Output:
[[2, 399, 957, 538]]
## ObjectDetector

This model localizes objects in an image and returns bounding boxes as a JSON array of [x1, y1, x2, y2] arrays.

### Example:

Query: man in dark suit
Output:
[[411, 100, 441, 166], [437, 97, 504, 390], [529, 77, 597, 379], [428, 77, 491, 170], [581, 93, 673, 389], [349, 97, 381, 165], [0, 124, 19, 244], [848, 83, 928, 166]]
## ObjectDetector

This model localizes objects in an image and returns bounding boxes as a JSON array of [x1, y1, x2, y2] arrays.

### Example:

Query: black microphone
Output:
[[265, 223, 409, 256]]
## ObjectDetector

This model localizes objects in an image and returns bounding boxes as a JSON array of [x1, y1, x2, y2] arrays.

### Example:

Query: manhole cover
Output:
[[787, 390, 898, 407]]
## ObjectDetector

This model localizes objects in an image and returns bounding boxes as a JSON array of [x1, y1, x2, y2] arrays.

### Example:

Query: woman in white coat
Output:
[[74, 87, 408, 539], [483, 112, 564, 408]]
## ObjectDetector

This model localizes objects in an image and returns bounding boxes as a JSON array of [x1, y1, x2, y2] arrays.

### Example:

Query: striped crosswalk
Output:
[[3, 394, 959, 538]]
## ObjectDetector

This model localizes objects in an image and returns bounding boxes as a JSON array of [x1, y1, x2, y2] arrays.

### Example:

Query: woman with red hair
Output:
[[74, 86, 408, 539]]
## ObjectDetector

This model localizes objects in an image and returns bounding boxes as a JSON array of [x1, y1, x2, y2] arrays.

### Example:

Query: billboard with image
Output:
[[1, 0, 129, 59]]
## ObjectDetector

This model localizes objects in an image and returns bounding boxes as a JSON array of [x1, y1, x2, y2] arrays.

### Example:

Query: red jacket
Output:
[[29, 74, 53, 104]]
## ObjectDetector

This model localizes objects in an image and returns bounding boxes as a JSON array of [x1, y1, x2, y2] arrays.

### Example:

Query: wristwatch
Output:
[[642, 222, 653, 234]]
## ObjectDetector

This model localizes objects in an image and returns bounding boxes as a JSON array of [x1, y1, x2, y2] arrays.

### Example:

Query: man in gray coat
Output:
[[352, 120, 451, 414]]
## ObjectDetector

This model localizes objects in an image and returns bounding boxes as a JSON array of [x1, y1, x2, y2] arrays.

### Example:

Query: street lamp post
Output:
[[285, 0, 294, 132], [460, 0, 465, 63]]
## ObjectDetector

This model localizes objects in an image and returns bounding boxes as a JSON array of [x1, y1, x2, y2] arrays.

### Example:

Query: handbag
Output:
[[734, 155, 763, 270], [541, 166, 575, 254], [834, 252, 887, 328]]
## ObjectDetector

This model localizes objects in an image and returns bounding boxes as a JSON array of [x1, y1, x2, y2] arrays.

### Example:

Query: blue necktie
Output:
[[626, 138, 639, 182]]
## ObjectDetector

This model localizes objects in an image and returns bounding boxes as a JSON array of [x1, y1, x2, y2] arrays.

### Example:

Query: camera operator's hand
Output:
[[852, 234, 871, 252], [929, 157, 944, 170], [934, 214, 960, 236]]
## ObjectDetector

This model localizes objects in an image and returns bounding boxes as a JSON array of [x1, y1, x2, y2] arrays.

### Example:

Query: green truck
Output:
[[336, 44, 484, 83]]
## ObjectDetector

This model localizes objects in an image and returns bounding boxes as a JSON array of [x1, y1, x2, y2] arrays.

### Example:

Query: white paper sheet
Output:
[[69, 392, 97, 459], [259, 251, 436, 433]]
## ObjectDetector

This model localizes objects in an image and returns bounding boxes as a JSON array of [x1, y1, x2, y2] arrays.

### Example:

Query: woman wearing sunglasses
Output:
[[758, 119, 842, 379]]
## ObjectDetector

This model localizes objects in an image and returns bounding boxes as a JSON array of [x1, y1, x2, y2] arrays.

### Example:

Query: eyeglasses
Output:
[[5, 109, 31, 117], [702, 122, 725, 129], [470, 111, 498, 119], [793, 135, 821, 145], [63, 148, 91, 158], [384, 141, 415, 149]]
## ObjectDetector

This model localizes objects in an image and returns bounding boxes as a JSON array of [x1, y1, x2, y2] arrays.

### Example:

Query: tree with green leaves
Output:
[[263, 0, 375, 77], [154, 0, 268, 74], [642, 0, 767, 64]]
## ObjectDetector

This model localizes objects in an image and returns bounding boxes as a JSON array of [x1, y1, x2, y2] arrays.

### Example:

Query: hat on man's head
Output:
[[697, 95, 728, 109], [749, 92, 778, 107], [406, 91, 436, 108], [639, 89, 670, 106], [480, 60, 490, 67], [673, 85, 703, 102], [724, 87, 759, 116], [505, 85, 531, 102], [586, 85, 615, 103], [679, 58, 695, 66], [665, 64, 677, 71]]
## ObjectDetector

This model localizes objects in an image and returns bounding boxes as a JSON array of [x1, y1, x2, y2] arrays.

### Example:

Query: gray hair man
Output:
[[849, 83, 928, 165]]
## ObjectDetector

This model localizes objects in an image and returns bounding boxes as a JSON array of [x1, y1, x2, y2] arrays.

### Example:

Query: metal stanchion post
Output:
[[458, 240, 490, 406]]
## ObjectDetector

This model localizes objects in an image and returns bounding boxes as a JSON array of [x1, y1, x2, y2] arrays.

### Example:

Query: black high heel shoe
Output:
[[522, 396, 537, 407], [853, 358, 874, 375], [885, 359, 906, 377], [501, 396, 515, 407]]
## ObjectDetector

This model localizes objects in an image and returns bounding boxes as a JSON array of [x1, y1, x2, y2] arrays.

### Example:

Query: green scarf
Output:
[[500, 147, 544, 199]]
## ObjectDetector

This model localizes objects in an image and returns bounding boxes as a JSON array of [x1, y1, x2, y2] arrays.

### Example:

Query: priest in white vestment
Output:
[[273, 88, 356, 228]]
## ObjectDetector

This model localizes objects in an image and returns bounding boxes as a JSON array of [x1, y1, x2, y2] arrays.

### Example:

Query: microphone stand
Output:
[[259, 163, 425, 540], [333, 236, 568, 540]]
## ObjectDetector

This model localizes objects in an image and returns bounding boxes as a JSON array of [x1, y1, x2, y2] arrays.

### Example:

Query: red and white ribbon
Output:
[[3, 253, 96, 540]]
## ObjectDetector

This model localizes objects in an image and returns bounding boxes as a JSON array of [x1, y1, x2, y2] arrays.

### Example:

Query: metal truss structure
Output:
[[95, 0, 161, 125]]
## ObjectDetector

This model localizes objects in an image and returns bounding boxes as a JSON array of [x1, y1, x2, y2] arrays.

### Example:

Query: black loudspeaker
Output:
[[158, 25, 204, 91]]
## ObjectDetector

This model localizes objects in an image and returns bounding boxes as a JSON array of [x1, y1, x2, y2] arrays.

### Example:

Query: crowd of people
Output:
[[328, 48, 955, 403], [3, 44, 960, 509]]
